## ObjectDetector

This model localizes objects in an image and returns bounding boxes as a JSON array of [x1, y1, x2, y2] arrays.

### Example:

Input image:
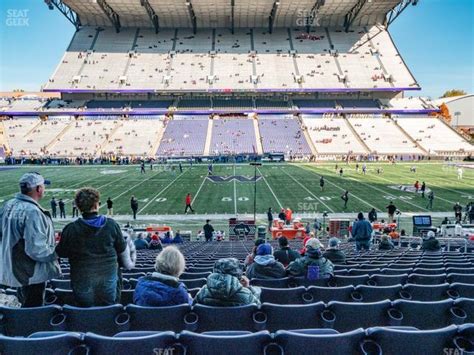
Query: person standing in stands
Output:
[[386, 201, 397, 222], [56, 187, 126, 307], [323, 237, 346, 264], [341, 190, 349, 209], [194, 258, 261, 306], [203, 219, 214, 242], [368, 208, 377, 223], [184, 193, 194, 214], [319, 176, 325, 191], [246, 243, 286, 279], [106, 197, 113, 216], [50, 197, 57, 218], [273, 236, 301, 267], [351, 212, 373, 251], [0, 173, 60, 307], [72, 199, 79, 218], [130, 195, 138, 220], [58, 198, 66, 219], [133, 246, 192, 307], [267, 207, 273, 231], [278, 208, 286, 221]]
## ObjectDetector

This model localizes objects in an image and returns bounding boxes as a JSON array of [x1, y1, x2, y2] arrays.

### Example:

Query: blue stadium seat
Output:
[[190, 304, 260, 332], [62, 304, 130, 336], [400, 283, 450, 301], [177, 330, 274, 355], [0, 333, 82, 355], [181, 278, 207, 289], [364, 325, 458, 354], [0, 305, 64, 337], [447, 267, 474, 275], [126, 304, 192, 332], [119, 289, 134, 305], [407, 273, 446, 285], [454, 323, 474, 353], [307, 285, 354, 303], [250, 278, 289, 288], [413, 267, 446, 275], [369, 274, 408, 286], [274, 328, 366, 355], [447, 273, 474, 284], [355, 285, 402, 302], [180, 272, 211, 280], [325, 300, 393, 332], [82, 331, 177, 353], [258, 303, 326, 332], [449, 283, 474, 299], [331, 275, 370, 287], [50, 279, 71, 290], [454, 298, 474, 323], [53, 288, 76, 306], [260, 286, 308, 304]]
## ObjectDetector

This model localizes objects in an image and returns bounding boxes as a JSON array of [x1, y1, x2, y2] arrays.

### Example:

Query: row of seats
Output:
[[1, 298, 473, 336], [1, 324, 473, 355]]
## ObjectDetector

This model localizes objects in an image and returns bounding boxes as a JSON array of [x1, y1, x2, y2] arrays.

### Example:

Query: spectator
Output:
[[246, 243, 286, 279], [58, 198, 66, 219], [203, 219, 214, 242], [106, 197, 113, 216], [278, 208, 286, 221], [352, 212, 373, 251], [173, 230, 184, 244], [368, 208, 377, 223], [119, 230, 136, 271], [56, 187, 126, 307], [305, 222, 311, 235], [378, 235, 394, 250], [244, 238, 265, 266], [323, 237, 346, 264], [287, 238, 334, 279], [267, 207, 273, 231], [454, 202, 463, 222], [130, 196, 138, 220], [194, 258, 261, 306], [133, 246, 192, 307], [421, 231, 441, 252], [72, 199, 79, 218], [162, 231, 173, 244], [285, 208, 293, 225], [386, 202, 397, 222], [0, 173, 60, 307], [134, 233, 148, 250], [313, 218, 321, 232], [273, 236, 301, 267], [149, 234, 163, 251], [50, 197, 57, 218]]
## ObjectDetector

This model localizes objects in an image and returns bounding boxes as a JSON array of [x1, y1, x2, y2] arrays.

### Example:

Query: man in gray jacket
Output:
[[0, 172, 60, 307]]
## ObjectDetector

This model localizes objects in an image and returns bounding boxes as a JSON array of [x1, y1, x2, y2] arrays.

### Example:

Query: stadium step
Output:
[[203, 119, 214, 156], [96, 121, 124, 155], [44, 120, 75, 152], [0, 121, 11, 153], [391, 117, 429, 155], [343, 118, 371, 154], [253, 117, 264, 155]]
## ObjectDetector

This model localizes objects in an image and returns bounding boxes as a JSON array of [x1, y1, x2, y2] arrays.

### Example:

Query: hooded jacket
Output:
[[0, 193, 60, 287], [56, 213, 126, 275], [194, 258, 261, 306], [378, 239, 394, 251], [352, 219, 373, 242], [133, 272, 192, 307], [422, 237, 441, 252], [246, 255, 286, 279], [273, 246, 301, 267], [286, 247, 334, 278], [322, 248, 346, 264]]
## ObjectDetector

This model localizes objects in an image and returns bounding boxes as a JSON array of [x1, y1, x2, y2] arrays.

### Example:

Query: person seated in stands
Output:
[[273, 236, 301, 267], [246, 243, 286, 280], [173, 230, 183, 244], [134, 233, 149, 250], [323, 237, 346, 264], [149, 234, 163, 251], [133, 246, 192, 307], [287, 238, 334, 279], [194, 258, 261, 306], [162, 231, 173, 244], [378, 235, 395, 251], [145, 233, 152, 243], [422, 231, 441, 252], [56, 187, 126, 307], [244, 238, 265, 267]]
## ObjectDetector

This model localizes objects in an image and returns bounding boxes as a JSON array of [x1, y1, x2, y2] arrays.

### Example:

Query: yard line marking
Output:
[[98, 170, 165, 212], [257, 167, 284, 210], [296, 164, 378, 210], [192, 174, 208, 205], [138, 171, 187, 214], [279, 167, 333, 213], [233, 163, 237, 215]]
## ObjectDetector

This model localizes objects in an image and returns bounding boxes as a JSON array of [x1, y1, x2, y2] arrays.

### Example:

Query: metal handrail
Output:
[[398, 236, 468, 253]]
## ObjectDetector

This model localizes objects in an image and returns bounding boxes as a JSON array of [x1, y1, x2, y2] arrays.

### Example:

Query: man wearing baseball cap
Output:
[[0, 172, 60, 307]]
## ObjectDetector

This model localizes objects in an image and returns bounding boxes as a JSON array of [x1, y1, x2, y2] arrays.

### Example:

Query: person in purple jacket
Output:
[[133, 246, 192, 306]]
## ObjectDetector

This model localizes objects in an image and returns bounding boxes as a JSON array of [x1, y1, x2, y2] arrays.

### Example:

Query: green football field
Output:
[[0, 162, 472, 222]]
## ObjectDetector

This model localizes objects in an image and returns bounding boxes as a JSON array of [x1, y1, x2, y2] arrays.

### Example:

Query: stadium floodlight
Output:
[[250, 162, 263, 224]]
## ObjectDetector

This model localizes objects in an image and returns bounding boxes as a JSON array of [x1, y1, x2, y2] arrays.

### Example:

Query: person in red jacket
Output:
[[184, 193, 194, 214], [285, 208, 293, 225]]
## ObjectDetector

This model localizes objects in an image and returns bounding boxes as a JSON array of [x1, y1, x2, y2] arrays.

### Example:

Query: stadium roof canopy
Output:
[[46, 0, 419, 33]]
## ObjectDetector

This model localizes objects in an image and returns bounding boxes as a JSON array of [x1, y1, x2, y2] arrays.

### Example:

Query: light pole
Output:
[[250, 161, 262, 223]]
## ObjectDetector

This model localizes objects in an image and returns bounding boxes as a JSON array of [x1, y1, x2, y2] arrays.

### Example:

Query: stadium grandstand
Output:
[[1, 1, 474, 354]]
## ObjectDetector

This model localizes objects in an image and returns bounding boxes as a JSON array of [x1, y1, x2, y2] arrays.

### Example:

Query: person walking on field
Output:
[[427, 191, 434, 209], [50, 197, 57, 218], [130, 196, 139, 220], [341, 191, 349, 209], [107, 197, 114, 216], [184, 193, 195, 214], [319, 176, 325, 191]]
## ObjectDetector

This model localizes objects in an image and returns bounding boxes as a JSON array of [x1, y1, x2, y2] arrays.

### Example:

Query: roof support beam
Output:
[[231, 0, 235, 34], [97, 0, 121, 33], [186, 1, 197, 34], [344, 0, 367, 32], [44, 0, 81, 30], [140, 0, 159, 33], [268, 0, 279, 34], [306, 0, 325, 33], [386, 0, 419, 28]]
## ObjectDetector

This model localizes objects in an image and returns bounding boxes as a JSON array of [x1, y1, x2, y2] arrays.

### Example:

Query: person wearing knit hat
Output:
[[244, 238, 266, 267], [274, 236, 301, 267], [246, 243, 286, 280], [287, 238, 334, 279], [421, 231, 441, 251], [323, 237, 346, 264]]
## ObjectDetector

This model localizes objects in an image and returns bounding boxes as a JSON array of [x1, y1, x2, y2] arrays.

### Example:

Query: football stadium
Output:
[[0, 0, 474, 353]]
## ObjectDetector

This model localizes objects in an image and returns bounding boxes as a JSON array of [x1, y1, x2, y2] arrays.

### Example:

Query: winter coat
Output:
[[133, 272, 192, 307], [246, 255, 286, 279], [378, 239, 394, 251], [422, 238, 441, 251], [352, 219, 373, 242], [323, 249, 346, 264], [273, 247, 301, 267], [286, 248, 334, 278]]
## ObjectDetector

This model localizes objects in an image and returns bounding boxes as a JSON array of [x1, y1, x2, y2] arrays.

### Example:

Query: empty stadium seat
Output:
[[307, 286, 354, 303], [369, 274, 408, 286], [190, 304, 260, 332], [0, 305, 64, 337], [355, 285, 402, 303], [400, 283, 450, 302], [257, 303, 326, 332], [260, 286, 309, 304], [0, 333, 82, 355], [407, 273, 447, 285], [126, 304, 192, 333]]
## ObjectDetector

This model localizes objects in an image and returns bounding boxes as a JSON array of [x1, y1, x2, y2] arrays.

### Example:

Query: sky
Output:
[[0, 0, 472, 99]]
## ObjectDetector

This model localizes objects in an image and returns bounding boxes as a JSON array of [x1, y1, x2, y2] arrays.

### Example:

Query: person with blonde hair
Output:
[[133, 246, 192, 306]]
